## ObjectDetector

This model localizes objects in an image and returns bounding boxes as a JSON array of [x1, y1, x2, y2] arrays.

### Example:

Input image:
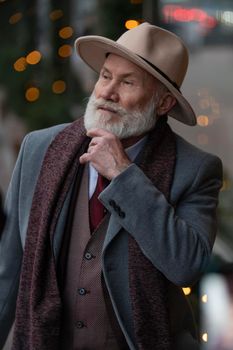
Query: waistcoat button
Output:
[[76, 321, 84, 329], [84, 252, 93, 260], [78, 288, 87, 295]]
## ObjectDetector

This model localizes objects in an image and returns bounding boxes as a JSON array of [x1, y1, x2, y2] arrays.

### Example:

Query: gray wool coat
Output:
[[0, 122, 222, 349]]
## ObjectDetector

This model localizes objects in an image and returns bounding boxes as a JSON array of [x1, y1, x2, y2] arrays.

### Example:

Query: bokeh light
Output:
[[59, 26, 74, 39], [25, 87, 40, 102], [49, 9, 63, 21], [197, 115, 209, 127], [182, 287, 192, 296], [201, 294, 208, 303], [202, 333, 208, 342], [52, 80, 66, 94], [9, 12, 23, 24], [125, 20, 140, 29], [58, 44, 72, 58], [26, 51, 42, 65], [14, 57, 27, 72]]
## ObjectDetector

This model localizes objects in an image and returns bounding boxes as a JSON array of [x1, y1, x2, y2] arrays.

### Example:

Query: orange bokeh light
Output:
[[125, 20, 140, 30], [59, 26, 74, 39], [26, 51, 42, 65], [9, 12, 23, 24], [58, 45, 72, 58], [182, 287, 192, 296], [49, 9, 63, 21], [14, 57, 27, 72], [52, 80, 66, 94], [197, 115, 209, 127], [25, 87, 40, 102]]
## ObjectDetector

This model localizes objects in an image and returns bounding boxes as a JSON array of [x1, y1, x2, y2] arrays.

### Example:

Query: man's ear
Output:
[[156, 93, 177, 116]]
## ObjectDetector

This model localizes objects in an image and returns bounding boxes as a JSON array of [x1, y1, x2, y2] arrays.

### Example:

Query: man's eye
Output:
[[123, 80, 133, 86], [102, 73, 110, 80]]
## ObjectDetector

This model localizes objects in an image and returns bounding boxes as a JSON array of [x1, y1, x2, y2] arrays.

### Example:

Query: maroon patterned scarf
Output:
[[12, 116, 176, 350], [129, 117, 176, 350]]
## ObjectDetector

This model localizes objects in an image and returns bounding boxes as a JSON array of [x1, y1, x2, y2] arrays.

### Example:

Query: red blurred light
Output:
[[173, 8, 193, 22], [162, 5, 217, 28], [190, 8, 207, 22], [163, 5, 179, 22], [202, 15, 217, 29]]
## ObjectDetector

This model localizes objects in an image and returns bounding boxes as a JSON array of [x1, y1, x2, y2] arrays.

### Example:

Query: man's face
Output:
[[84, 54, 160, 139]]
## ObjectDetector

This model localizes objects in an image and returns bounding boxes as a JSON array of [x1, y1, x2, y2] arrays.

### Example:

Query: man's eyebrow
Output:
[[101, 67, 110, 73], [101, 66, 137, 78]]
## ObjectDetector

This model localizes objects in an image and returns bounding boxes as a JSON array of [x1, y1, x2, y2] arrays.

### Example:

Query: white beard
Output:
[[83, 92, 158, 139]]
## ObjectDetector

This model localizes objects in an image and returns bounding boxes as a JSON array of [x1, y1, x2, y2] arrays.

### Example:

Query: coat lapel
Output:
[[102, 215, 122, 251]]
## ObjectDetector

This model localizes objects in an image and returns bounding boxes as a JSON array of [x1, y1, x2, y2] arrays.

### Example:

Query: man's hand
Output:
[[79, 128, 131, 180]]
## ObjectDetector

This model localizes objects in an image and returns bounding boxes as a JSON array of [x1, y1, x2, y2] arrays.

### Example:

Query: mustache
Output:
[[90, 97, 130, 117]]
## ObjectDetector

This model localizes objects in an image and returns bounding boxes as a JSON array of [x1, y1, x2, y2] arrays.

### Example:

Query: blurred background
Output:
[[0, 0, 233, 348]]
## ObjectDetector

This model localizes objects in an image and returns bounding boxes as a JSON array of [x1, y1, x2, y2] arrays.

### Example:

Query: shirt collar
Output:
[[125, 135, 148, 161]]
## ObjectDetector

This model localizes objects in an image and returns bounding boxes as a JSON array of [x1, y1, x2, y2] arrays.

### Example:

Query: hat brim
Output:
[[75, 35, 196, 126]]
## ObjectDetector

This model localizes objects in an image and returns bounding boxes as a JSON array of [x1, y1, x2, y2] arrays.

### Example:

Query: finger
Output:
[[87, 145, 96, 154], [79, 153, 90, 164], [89, 136, 103, 147]]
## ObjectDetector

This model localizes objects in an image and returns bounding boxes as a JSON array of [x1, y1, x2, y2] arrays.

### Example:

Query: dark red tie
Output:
[[89, 174, 109, 233]]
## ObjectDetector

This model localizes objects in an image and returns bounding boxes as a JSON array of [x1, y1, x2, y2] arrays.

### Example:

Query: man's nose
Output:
[[100, 82, 119, 102]]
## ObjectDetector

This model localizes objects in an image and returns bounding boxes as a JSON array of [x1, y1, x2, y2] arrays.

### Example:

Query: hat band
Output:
[[138, 55, 181, 92]]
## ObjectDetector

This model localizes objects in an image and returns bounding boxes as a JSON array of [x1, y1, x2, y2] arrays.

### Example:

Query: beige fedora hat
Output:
[[75, 22, 196, 126]]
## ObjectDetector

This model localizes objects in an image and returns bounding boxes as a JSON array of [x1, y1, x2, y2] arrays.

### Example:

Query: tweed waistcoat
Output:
[[60, 165, 123, 350]]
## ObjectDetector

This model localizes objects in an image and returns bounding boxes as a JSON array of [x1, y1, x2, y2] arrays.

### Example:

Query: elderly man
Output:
[[0, 23, 222, 350]]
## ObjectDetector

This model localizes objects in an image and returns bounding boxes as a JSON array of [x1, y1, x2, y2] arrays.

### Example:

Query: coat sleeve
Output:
[[0, 135, 29, 348], [99, 153, 223, 287]]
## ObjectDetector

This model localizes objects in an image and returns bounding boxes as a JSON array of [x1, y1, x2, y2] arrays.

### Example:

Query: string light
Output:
[[182, 287, 192, 296], [26, 51, 42, 65], [201, 294, 208, 303], [202, 333, 208, 342], [9, 12, 23, 24], [14, 57, 27, 72], [52, 80, 66, 94], [59, 26, 74, 39], [25, 87, 40, 102], [58, 44, 72, 58], [49, 9, 63, 21], [125, 20, 140, 29], [197, 115, 209, 127]]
